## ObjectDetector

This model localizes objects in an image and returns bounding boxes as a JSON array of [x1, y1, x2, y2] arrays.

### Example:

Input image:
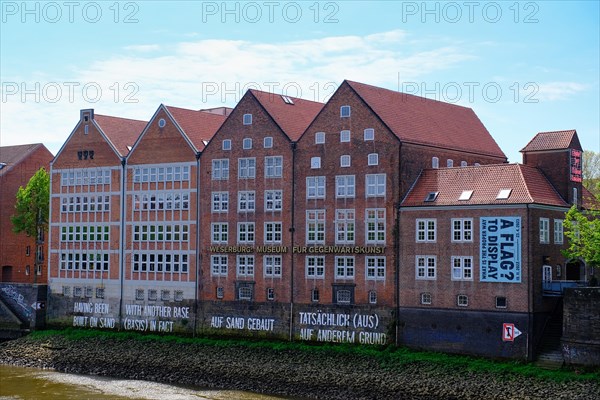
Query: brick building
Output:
[[0, 143, 53, 283]]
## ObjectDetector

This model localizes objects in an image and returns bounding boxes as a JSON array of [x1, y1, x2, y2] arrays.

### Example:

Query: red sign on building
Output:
[[570, 149, 582, 182]]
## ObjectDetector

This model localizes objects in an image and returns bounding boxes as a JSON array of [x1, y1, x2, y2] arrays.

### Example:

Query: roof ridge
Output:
[[249, 88, 324, 104], [516, 164, 535, 203]]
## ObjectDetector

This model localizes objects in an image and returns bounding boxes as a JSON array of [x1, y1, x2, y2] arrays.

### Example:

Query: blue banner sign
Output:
[[480, 217, 521, 283]]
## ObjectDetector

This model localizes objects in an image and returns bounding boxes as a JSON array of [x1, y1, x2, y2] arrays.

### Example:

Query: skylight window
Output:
[[424, 192, 439, 202], [459, 190, 473, 201], [0, 162, 7, 170], [496, 189, 512, 200], [281, 95, 294, 105]]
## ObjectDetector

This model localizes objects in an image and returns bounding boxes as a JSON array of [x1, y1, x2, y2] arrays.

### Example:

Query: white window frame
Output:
[[237, 222, 255, 244], [265, 190, 282, 211], [306, 256, 325, 278], [457, 294, 469, 307], [340, 155, 351, 167], [335, 256, 355, 279], [451, 218, 473, 242], [238, 191, 255, 212], [265, 156, 283, 178], [416, 219, 437, 242], [416, 256, 436, 280], [369, 290, 377, 304], [315, 131, 325, 144], [238, 158, 256, 179], [211, 192, 229, 213], [451, 256, 473, 281], [364, 128, 374, 141], [432, 157, 439, 169], [264, 256, 282, 277], [212, 159, 229, 180], [237, 255, 255, 277], [447, 159, 454, 167], [335, 209, 355, 244], [340, 105, 351, 118], [340, 130, 351, 142], [366, 208, 386, 244], [264, 222, 282, 244], [263, 137, 273, 148], [243, 113, 252, 125], [366, 256, 386, 280], [554, 219, 564, 244], [222, 139, 231, 150], [306, 210, 326, 244], [243, 138, 252, 149], [368, 153, 379, 166], [335, 175, 355, 198], [211, 223, 228, 244], [306, 176, 326, 199], [540, 218, 550, 244], [211, 255, 228, 277], [311, 157, 321, 169], [366, 174, 386, 197], [420, 292, 432, 305]]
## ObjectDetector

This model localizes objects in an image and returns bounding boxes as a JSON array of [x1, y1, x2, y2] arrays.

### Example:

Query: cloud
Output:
[[535, 82, 588, 101], [0, 30, 473, 154]]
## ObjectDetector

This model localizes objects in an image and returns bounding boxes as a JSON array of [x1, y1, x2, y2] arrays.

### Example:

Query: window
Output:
[[366, 256, 386, 280], [25, 246, 30, 256], [340, 130, 351, 142], [161, 290, 170, 301], [496, 296, 507, 309], [315, 132, 325, 144], [496, 189, 512, 200], [265, 156, 283, 177], [267, 288, 275, 301], [135, 289, 144, 300], [340, 155, 351, 167], [264, 222, 282, 243], [457, 295, 469, 307], [237, 223, 255, 243], [340, 105, 351, 117], [237, 255, 255, 277], [306, 210, 326, 244], [243, 138, 252, 149], [95, 288, 105, 299], [451, 219, 472, 242], [238, 191, 255, 212], [420, 292, 432, 305], [554, 219, 564, 244], [416, 219, 436, 242], [335, 175, 355, 198], [573, 187, 578, 205], [212, 192, 229, 212], [174, 291, 184, 302], [264, 256, 282, 277], [211, 223, 228, 243], [306, 256, 325, 278], [238, 158, 256, 179], [366, 174, 386, 197], [447, 159, 454, 167], [452, 256, 473, 280], [336, 289, 352, 304], [311, 288, 320, 302], [461, 161, 467, 167], [243, 113, 252, 125], [238, 285, 253, 301], [25, 265, 30, 275], [307, 176, 326, 199], [35, 265, 42, 276], [368, 153, 379, 166], [265, 190, 282, 211], [459, 190, 473, 201], [62, 286, 71, 297], [424, 192, 439, 202], [364, 128, 374, 141], [148, 289, 157, 301], [369, 291, 377, 304], [335, 209, 355, 244], [335, 257, 355, 279], [366, 208, 385, 244], [310, 157, 321, 169], [432, 157, 439, 168], [222, 139, 231, 150], [540, 218, 550, 244], [216, 287, 224, 299], [264, 137, 273, 148], [212, 159, 229, 180], [416, 256, 436, 280]]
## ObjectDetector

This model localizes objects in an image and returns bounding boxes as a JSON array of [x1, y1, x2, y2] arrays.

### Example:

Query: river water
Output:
[[0, 365, 286, 400]]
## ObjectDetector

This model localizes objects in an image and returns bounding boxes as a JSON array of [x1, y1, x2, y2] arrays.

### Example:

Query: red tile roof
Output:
[[582, 186, 600, 211], [0, 143, 48, 176], [401, 164, 568, 207], [520, 130, 578, 152], [165, 106, 227, 151], [94, 115, 147, 156], [346, 80, 506, 159], [249, 90, 324, 141]]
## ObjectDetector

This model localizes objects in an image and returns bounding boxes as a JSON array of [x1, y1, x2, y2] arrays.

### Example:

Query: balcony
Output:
[[542, 280, 582, 296]]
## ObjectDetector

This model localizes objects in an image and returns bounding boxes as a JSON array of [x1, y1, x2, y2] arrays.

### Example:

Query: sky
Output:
[[1, 1, 598, 163]]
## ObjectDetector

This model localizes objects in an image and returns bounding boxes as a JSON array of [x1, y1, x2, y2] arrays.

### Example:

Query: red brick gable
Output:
[[520, 130, 580, 152], [249, 90, 323, 141], [402, 164, 568, 207], [94, 114, 147, 156], [165, 106, 227, 151], [345, 80, 506, 159], [0, 143, 49, 176]]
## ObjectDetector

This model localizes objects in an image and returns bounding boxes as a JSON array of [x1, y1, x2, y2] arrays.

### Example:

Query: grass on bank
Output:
[[28, 328, 599, 383]]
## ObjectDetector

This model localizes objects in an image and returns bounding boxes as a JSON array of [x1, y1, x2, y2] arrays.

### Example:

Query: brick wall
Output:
[[562, 287, 600, 366]]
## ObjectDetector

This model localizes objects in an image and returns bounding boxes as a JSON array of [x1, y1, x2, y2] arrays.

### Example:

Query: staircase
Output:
[[535, 301, 564, 369]]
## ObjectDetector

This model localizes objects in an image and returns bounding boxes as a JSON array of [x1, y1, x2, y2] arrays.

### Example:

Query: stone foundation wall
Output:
[[562, 287, 600, 367]]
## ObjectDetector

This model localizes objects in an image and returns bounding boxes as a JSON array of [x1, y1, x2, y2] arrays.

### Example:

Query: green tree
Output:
[[582, 150, 600, 199], [562, 205, 600, 270], [11, 168, 50, 237]]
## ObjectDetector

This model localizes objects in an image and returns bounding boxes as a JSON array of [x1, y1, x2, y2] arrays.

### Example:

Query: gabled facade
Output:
[[0, 144, 53, 283], [47, 109, 146, 327]]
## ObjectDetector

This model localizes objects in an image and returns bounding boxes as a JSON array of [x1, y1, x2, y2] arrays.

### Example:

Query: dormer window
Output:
[[425, 192, 439, 202], [340, 105, 351, 118], [447, 159, 454, 167], [243, 114, 252, 125]]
